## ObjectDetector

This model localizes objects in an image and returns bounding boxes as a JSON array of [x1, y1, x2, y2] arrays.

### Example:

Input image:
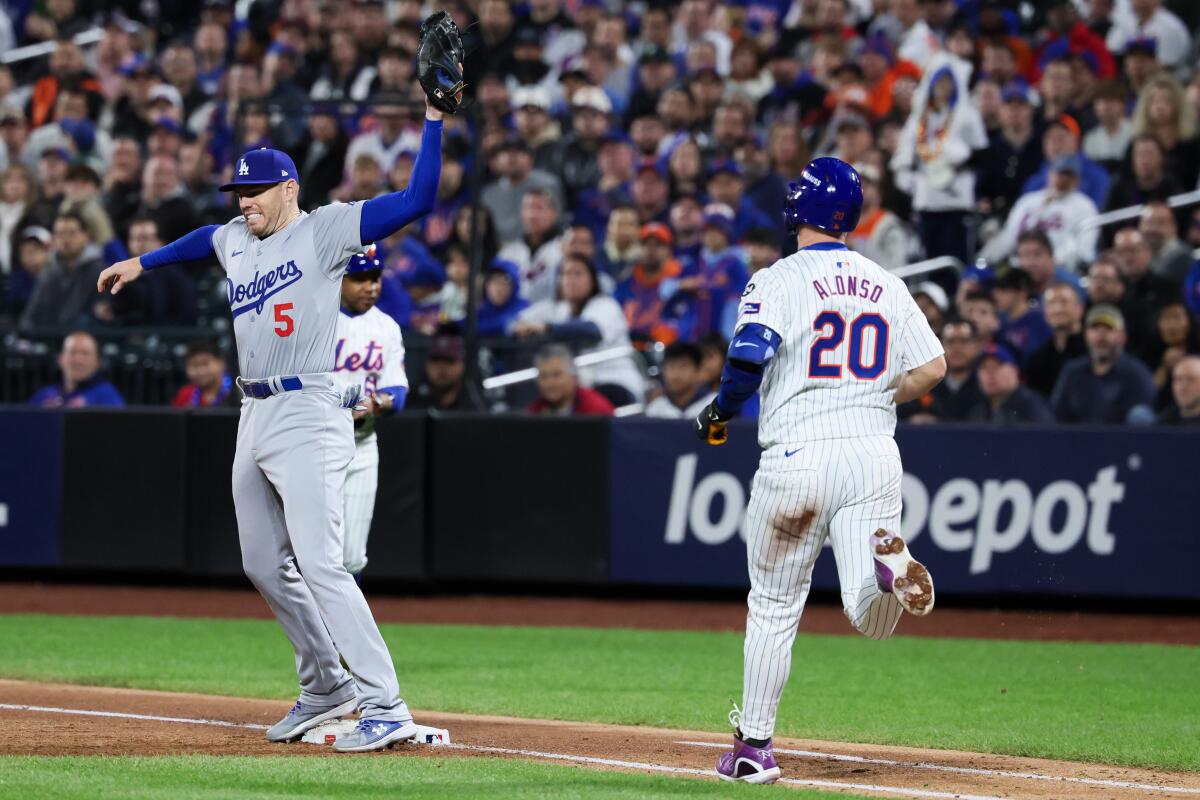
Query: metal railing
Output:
[[481, 345, 642, 391], [1076, 189, 1200, 232], [892, 256, 964, 282], [1, 28, 104, 65]]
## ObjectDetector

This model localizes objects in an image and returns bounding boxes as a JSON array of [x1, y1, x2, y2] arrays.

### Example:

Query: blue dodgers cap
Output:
[[219, 147, 300, 192]]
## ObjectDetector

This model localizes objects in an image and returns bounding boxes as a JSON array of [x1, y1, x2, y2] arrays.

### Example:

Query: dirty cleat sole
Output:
[[871, 529, 935, 616]]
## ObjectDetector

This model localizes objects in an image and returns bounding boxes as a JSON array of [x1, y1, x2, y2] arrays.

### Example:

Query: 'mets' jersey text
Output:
[[212, 202, 365, 379], [334, 306, 408, 397], [737, 244, 943, 447]]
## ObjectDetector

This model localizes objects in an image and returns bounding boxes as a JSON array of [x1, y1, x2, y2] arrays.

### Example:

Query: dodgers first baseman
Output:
[[98, 100, 447, 753], [694, 158, 948, 784], [335, 247, 409, 579]]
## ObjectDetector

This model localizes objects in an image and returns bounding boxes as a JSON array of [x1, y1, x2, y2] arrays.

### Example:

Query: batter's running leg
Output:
[[740, 468, 829, 741]]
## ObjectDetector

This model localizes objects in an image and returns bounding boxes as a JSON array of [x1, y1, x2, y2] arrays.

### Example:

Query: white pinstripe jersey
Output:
[[736, 242, 943, 448], [333, 306, 408, 397]]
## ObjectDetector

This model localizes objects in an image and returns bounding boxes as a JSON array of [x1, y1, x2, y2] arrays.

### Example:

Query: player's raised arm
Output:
[[97, 225, 220, 295]]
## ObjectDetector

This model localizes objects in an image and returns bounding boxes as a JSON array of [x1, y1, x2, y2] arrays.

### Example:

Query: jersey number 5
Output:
[[808, 311, 889, 380], [274, 302, 295, 337]]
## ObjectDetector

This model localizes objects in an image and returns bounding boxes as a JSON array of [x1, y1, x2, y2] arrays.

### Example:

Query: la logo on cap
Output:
[[238, 159, 249, 176], [281, 169, 288, 176]]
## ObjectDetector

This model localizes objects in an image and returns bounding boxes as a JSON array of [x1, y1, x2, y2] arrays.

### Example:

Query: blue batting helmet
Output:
[[783, 157, 863, 234], [346, 244, 382, 275]]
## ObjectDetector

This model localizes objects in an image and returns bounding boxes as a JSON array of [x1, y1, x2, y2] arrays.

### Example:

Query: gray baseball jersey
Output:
[[212, 202, 365, 380]]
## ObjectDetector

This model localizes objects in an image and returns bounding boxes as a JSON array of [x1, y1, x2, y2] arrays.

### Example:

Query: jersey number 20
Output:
[[808, 311, 889, 380]]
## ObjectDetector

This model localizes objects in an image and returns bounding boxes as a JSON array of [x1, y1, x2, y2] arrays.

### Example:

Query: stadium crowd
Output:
[[1, 0, 1199, 425]]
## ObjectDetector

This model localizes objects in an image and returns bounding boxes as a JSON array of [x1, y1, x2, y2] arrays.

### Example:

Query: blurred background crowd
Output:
[[1, 0, 1199, 425]]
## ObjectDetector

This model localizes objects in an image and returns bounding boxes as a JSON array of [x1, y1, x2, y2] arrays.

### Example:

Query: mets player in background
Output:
[[694, 158, 948, 784], [335, 246, 409, 581], [96, 96, 447, 753]]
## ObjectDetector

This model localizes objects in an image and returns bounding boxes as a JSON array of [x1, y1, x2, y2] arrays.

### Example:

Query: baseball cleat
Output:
[[871, 529, 934, 616], [331, 717, 419, 753], [266, 698, 358, 743], [716, 735, 782, 784]]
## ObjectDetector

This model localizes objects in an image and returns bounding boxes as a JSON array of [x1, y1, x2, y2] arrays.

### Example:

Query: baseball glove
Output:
[[418, 11, 466, 115]]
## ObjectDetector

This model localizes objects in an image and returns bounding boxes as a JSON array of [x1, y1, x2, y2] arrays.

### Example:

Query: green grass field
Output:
[[0, 612, 1196, 798]]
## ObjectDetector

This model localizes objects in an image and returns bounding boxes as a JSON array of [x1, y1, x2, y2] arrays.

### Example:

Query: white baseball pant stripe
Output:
[[740, 435, 905, 741], [232, 384, 408, 720], [343, 435, 379, 575]]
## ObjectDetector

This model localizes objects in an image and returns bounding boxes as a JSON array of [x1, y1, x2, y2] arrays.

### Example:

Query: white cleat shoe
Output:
[[871, 529, 935, 616]]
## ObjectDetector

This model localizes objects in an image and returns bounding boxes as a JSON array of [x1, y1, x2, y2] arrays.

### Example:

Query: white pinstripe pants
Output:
[[343, 434, 379, 575], [739, 436, 905, 740]]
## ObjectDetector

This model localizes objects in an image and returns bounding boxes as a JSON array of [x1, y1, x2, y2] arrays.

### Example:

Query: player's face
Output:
[[236, 180, 297, 237], [185, 353, 224, 391], [341, 270, 382, 313], [536, 358, 576, 406]]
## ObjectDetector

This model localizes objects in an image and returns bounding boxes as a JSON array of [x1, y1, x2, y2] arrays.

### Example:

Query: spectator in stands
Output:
[[290, 104, 348, 211], [846, 161, 911, 270], [1139, 202, 1193, 284], [1036, 57, 1094, 131], [19, 212, 105, 331], [5, 225, 51, 315], [135, 155, 197, 243], [967, 341, 1055, 424], [171, 339, 235, 409], [696, 332, 726, 394], [1157, 355, 1200, 426], [27, 39, 100, 130], [476, 259, 529, 337], [1105, 135, 1183, 212], [309, 29, 376, 102], [979, 156, 1098, 270], [959, 290, 1001, 343], [0, 164, 36, 274], [102, 136, 143, 234], [60, 164, 125, 266], [1111, 226, 1182, 357], [667, 136, 705, 199], [902, 317, 983, 422], [344, 94, 418, 176], [109, 216, 197, 328], [514, 253, 644, 405], [645, 342, 715, 418], [498, 187, 564, 305], [1087, 255, 1127, 308], [617, 222, 683, 348], [0, 104, 30, 171], [526, 344, 615, 416], [159, 44, 209, 119], [600, 203, 641, 282], [1021, 115, 1110, 211], [481, 135, 563, 246], [407, 327, 483, 412], [630, 157, 671, 226], [1014, 228, 1083, 297], [1026, 282, 1087, 398], [1147, 302, 1200, 409], [1083, 80, 1132, 173], [1105, 0, 1192, 70], [704, 159, 772, 240], [911, 282, 948, 335], [1051, 304, 1156, 424], [742, 227, 781, 275], [667, 206, 749, 341], [993, 268, 1051, 360], [511, 85, 560, 170], [668, 194, 704, 269], [554, 87, 610, 206], [32, 147, 68, 222], [890, 59, 987, 264], [28, 331, 124, 408], [1130, 74, 1200, 189]]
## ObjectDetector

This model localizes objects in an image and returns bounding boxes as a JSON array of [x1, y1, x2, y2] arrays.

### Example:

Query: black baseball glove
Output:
[[695, 400, 733, 445], [418, 11, 466, 115]]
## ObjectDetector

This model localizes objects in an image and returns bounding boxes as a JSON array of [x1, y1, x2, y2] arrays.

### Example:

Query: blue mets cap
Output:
[[219, 147, 300, 192], [346, 245, 382, 275]]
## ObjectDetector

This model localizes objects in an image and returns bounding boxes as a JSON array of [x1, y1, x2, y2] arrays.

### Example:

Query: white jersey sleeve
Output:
[[735, 266, 793, 338], [378, 317, 408, 391]]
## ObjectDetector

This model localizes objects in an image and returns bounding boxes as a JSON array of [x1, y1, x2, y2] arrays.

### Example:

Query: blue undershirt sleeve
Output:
[[378, 385, 408, 413], [714, 322, 781, 416], [359, 119, 444, 244], [139, 225, 220, 270]]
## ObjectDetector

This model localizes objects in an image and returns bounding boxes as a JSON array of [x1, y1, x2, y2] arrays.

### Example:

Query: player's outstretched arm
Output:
[[97, 225, 220, 295], [695, 322, 782, 445], [358, 107, 444, 245], [894, 355, 947, 404]]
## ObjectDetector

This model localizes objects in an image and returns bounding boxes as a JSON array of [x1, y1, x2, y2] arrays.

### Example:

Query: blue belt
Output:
[[241, 376, 303, 399]]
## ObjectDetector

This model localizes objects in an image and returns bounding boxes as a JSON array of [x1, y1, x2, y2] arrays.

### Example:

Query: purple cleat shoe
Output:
[[871, 528, 935, 616], [716, 735, 782, 784]]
